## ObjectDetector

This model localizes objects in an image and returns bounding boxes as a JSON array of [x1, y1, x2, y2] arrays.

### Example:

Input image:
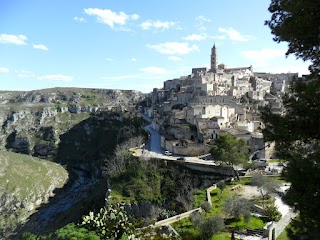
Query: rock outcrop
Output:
[[0, 87, 145, 158]]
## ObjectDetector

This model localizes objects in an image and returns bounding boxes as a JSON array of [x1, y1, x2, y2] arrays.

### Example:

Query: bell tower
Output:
[[210, 44, 218, 73]]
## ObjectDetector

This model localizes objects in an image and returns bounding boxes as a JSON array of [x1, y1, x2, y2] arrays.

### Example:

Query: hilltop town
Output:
[[144, 44, 298, 159]]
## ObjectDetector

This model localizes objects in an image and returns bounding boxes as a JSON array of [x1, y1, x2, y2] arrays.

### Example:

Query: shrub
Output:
[[200, 216, 225, 239], [223, 196, 253, 220], [201, 201, 211, 212], [189, 211, 203, 228], [264, 198, 282, 222], [81, 202, 135, 239]]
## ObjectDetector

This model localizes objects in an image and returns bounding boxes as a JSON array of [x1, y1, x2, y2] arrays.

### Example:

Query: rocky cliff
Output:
[[0, 87, 145, 158], [0, 150, 68, 238]]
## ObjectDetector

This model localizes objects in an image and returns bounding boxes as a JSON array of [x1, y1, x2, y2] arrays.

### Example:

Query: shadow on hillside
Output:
[[16, 111, 146, 236]]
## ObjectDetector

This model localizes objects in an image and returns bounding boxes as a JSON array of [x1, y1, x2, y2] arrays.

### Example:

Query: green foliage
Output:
[[211, 232, 232, 240], [176, 180, 268, 238], [173, 219, 202, 240], [81, 202, 135, 239], [264, 198, 282, 222], [217, 181, 226, 200], [199, 216, 225, 239], [193, 190, 207, 208], [251, 173, 280, 205], [210, 133, 249, 166], [217, 181, 226, 191], [225, 216, 265, 230], [223, 196, 252, 220], [266, 0, 320, 67], [55, 223, 100, 240], [56, 112, 146, 165], [187, 212, 225, 239], [264, 1, 320, 235], [0, 151, 68, 238], [189, 211, 203, 228], [201, 201, 212, 213], [111, 158, 162, 203]]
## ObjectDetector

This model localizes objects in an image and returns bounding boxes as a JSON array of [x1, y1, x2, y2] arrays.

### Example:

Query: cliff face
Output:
[[0, 150, 69, 238], [0, 87, 145, 158]]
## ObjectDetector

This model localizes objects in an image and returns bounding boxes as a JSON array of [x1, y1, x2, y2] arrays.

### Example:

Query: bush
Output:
[[223, 196, 253, 220], [81, 202, 135, 239], [189, 211, 203, 228], [201, 201, 211, 212], [264, 198, 282, 222], [200, 216, 225, 239], [55, 223, 100, 240]]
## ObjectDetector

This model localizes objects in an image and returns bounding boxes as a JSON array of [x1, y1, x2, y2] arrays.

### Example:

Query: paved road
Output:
[[144, 123, 162, 154], [137, 113, 217, 166]]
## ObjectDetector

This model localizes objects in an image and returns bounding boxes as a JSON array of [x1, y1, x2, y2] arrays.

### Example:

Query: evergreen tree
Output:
[[263, 0, 320, 237], [210, 133, 249, 178]]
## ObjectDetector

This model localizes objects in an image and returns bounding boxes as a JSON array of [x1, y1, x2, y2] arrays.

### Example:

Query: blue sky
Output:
[[0, 0, 310, 93]]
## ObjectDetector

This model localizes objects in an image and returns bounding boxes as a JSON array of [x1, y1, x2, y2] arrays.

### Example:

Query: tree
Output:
[[263, 0, 320, 237], [265, 0, 320, 68], [223, 196, 252, 221], [189, 211, 203, 228], [264, 198, 282, 222], [251, 173, 279, 208], [199, 216, 225, 239], [103, 135, 145, 177], [189, 212, 225, 239], [201, 201, 211, 213], [210, 133, 249, 179], [217, 181, 226, 200]]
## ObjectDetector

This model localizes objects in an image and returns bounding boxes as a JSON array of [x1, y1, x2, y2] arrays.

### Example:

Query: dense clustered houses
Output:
[[145, 44, 297, 158]]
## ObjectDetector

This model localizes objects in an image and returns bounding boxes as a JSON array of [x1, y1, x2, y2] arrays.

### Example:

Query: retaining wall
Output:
[[154, 208, 202, 226]]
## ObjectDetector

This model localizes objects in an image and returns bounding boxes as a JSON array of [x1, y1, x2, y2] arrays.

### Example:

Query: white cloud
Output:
[[106, 58, 113, 62], [147, 42, 199, 55], [139, 66, 168, 75], [242, 49, 286, 67], [183, 34, 206, 41], [38, 74, 73, 82], [196, 16, 211, 32], [218, 27, 252, 41], [140, 20, 176, 30], [0, 34, 28, 45], [131, 57, 137, 62], [74, 16, 86, 23], [131, 14, 140, 21], [196, 16, 211, 23], [33, 44, 48, 51], [0, 67, 9, 73], [16, 70, 35, 78], [168, 56, 182, 61], [84, 8, 139, 28]]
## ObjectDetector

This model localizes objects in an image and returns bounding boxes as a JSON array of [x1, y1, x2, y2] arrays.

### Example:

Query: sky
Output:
[[0, 0, 311, 93]]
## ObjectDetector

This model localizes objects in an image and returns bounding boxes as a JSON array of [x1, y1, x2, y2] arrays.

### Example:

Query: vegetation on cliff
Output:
[[0, 151, 68, 238]]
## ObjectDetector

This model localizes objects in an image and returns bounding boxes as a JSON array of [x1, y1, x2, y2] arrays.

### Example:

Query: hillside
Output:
[[0, 87, 149, 237], [0, 87, 145, 157], [0, 150, 68, 238]]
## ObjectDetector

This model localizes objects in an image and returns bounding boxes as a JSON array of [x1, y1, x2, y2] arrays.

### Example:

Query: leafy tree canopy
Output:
[[266, 0, 320, 68], [263, 0, 320, 237], [210, 133, 249, 166]]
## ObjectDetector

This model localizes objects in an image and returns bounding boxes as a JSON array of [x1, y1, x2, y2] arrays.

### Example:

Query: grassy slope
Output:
[[0, 150, 68, 203]]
